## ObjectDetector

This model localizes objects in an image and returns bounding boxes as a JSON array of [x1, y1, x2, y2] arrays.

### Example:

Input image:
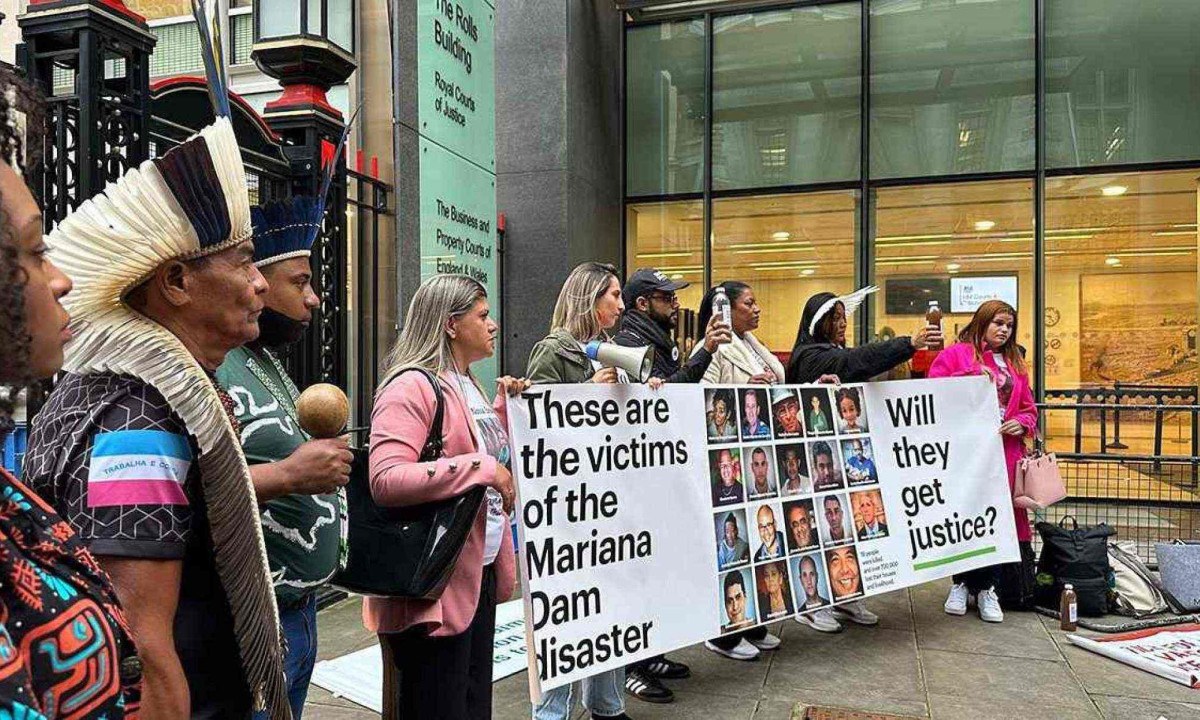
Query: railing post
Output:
[[18, 0, 155, 230]]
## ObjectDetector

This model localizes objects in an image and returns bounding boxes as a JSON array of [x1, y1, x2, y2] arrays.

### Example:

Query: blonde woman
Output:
[[527, 262, 634, 720], [367, 274, 528, 720]]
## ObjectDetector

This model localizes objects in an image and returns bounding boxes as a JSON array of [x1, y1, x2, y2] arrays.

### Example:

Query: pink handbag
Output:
[[1013, 436, 1067, 510]]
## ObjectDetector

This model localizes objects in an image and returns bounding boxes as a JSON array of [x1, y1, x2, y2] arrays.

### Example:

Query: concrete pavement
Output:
[[303, 579, 1200, 719]]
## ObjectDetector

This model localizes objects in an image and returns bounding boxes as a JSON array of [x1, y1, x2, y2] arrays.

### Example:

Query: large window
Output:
[[712, 192, 858, 353], [1044, 170, 1197, 391], [712, 5, 861, 190], [872, 180, 1035, 362], [626, 21, 706, 197], [869, 0, 1034, 179], [1046, 0, 1200, 168]]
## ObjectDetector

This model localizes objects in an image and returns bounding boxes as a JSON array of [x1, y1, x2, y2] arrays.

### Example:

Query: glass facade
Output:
[[712, 5, 861, 189], [624, 0, 1200, 486]]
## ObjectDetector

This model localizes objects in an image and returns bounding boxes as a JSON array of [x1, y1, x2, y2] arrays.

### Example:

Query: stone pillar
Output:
[[494, 0, 623, 374]]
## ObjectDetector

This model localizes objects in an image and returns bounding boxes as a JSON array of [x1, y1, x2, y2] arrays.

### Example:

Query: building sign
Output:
[[417, 0, 495, 169], [416, 0, 498, 385], [419, 139, 498, 382], [950, 276, 1018, 313]]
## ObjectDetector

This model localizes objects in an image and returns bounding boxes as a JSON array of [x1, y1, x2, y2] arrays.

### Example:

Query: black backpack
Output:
[[1035, 516, 1115, 616]]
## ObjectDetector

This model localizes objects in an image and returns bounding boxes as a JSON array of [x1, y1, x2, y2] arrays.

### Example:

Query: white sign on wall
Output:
[[951, 276, 1018, 313]]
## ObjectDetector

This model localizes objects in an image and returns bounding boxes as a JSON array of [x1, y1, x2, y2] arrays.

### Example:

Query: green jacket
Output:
[[526, 329, 593, 384]]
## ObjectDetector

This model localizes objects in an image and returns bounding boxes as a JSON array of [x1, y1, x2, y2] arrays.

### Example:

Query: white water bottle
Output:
[[713, 287, 732, 328]]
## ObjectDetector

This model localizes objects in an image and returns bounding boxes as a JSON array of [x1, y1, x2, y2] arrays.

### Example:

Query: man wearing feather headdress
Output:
[[23, 117, 291, 719], [22, 4, 290, 718], [215, 194, 353, 719]]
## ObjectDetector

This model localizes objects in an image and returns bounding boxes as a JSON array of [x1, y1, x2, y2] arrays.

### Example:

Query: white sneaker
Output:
[[832, 600, 879, 626], [795, 608, 843, 633], [704, 638, 760, 661], [944, 583, 969, 616], [978, 587, 1004, 623], [747, 631, 781, 651]]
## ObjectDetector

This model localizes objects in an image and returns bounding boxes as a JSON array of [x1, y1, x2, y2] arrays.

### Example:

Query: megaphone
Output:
[[585, 341, 655, 383]]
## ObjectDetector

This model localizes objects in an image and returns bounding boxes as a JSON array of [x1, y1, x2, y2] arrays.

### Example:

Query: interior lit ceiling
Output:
[[628, 170, 1199, 281]]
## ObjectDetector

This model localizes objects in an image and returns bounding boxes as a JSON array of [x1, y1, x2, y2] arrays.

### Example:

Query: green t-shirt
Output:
[[216, 345, 345, 607]]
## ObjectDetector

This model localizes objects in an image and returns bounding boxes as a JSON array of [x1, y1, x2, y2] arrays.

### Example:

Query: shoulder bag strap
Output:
[[394, 368, 445, 462]]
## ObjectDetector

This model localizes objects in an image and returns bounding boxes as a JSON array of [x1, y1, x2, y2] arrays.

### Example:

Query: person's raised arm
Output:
[[101, 557, 189, 720]]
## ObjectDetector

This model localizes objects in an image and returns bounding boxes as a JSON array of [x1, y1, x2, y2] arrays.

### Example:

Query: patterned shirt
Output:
[[0, 468, 140, 719], [216, 346, 345, 608], [24, 373, 250, 718]]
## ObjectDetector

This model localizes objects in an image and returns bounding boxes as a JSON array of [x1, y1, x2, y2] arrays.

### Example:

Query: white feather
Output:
[[808, 285, 880, 338]]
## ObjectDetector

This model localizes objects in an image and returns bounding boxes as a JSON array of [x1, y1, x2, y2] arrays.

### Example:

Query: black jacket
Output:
[[613, 310, 713, 383], [786, 292, 916, 383]]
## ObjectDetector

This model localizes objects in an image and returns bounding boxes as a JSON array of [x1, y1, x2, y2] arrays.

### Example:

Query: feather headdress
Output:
[[251, 105, 359, 268], [46, 3, 290, 717], [808, 285, 879, 338]]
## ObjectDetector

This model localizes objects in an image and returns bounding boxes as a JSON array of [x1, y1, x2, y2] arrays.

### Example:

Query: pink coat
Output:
[[363, 371, 517, 637], [927, 343, 1039, 542]]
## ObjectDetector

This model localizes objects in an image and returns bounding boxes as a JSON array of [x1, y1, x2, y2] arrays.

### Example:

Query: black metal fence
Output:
[[1038, 393, 1200, 565]]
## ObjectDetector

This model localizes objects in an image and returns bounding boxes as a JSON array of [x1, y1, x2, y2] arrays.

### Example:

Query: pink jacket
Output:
[[363, 371, 517, 636], [927, 342, 1039, 542]]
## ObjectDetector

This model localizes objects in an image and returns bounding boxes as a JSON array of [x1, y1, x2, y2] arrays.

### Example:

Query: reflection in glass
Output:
[[712, 5, 860, 190], [1046, 1, 1200, 167], [711, 192, 858, 354], [625, 201, 706, 351], [1044, 171, 1197, 391], [626, 21, 706, 197], [871, 180, 1034, 367], [870, 0, 1034, 178]]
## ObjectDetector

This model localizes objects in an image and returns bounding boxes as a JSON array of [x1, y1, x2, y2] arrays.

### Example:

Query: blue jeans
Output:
[[251, 594, 317, 720], [281, 594, 319, 719], [532, 668, 625, 719]]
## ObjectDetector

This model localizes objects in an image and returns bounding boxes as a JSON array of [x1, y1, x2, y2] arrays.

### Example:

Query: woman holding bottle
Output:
[[928, 299, 1038, 624], [693, 281, 785, 662]]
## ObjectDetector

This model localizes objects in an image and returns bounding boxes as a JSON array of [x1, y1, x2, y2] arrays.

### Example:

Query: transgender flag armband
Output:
[[86, 430, 193, 507]]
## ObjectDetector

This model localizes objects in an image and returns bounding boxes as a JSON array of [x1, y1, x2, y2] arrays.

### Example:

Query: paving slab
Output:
[[913, 602, 1063, 662], [922, 648, 1093, 709], [762, 627, 924, 704], [1089, 694, 1200, 720], [928, 692, 1101, 720]]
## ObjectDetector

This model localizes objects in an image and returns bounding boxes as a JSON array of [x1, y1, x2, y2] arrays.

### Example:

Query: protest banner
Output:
[[507, 376, 1018, 695], [1068, 625, 1200, 688]]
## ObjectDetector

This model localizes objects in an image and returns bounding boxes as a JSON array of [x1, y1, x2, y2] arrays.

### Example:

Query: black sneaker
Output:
[[643, 656, 691, 680], [624, 667, 673, 704]]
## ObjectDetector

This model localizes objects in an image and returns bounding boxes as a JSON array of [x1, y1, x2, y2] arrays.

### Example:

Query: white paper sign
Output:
[[508, 377, 1018, 694]]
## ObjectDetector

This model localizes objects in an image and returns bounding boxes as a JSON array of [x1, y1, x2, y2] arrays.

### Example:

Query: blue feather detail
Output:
[[191, 0, 231, 118], [251, 196, 323, 266]]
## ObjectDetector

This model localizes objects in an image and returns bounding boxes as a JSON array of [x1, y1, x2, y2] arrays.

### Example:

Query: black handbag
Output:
[[1035, 515, 1115, 616], [331, 368, 486, 599]]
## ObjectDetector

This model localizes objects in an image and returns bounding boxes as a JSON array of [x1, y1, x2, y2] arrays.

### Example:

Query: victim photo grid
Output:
[[706, 385, 889, 636]]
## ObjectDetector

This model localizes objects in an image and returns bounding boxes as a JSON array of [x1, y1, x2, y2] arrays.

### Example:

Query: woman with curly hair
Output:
[[0, 70, 143, 717]]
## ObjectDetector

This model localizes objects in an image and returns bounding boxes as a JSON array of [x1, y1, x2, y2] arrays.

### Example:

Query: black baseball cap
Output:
[[623, 268, 690, 305]]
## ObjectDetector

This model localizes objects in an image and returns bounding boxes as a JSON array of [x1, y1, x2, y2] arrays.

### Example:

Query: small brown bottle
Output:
[[925, 301, 944, 350], [1060, 583, 1078, 631]]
